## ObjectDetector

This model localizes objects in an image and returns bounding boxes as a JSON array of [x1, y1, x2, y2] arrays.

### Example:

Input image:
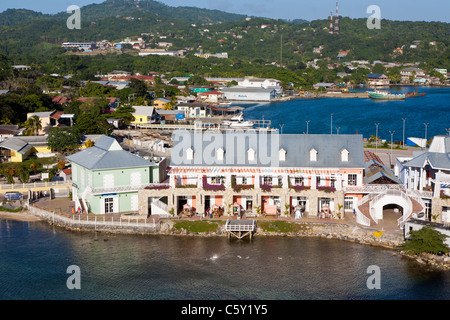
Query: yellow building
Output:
[[130, 106, 156, 126], [0, 136, 48, 162], [153, 98, 171, 109]]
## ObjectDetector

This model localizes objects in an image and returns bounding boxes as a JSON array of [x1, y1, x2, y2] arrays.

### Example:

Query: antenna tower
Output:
[[334, 2, 339, 34]]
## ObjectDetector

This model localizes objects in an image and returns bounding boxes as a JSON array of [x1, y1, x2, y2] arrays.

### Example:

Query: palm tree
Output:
[[24, 115, 42, 136]]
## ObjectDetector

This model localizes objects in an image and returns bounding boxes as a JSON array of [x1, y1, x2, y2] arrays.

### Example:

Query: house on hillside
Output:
[[367, 73, 390, 87], [130, 106, 157, 127]]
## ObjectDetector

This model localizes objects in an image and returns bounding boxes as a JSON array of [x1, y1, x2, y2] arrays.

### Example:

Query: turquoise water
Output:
[[242, 86, 450, 141], [1, 219, 450, 300]]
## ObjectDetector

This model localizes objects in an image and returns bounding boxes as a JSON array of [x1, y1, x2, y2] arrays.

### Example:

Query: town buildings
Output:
[[138, 131, 366, 218]]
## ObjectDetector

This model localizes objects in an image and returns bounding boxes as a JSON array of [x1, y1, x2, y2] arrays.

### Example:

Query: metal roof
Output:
[[67, 135, 155, 170], [170, 132, 365, 169]]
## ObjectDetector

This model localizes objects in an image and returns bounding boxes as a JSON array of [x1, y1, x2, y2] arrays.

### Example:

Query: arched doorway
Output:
[[381, 204, 403, 230]]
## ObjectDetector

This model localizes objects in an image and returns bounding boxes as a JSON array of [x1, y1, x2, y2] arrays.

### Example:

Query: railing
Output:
[[355, 206, 371, 227], [0, 180, 72, 191], [26, 205, 160, 232], [90, 183, 170, 194], [225, 220, 256, 232], [150, 197, 169, 212]]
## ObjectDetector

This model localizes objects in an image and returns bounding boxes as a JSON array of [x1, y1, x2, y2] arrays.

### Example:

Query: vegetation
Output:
[[400, 226, 449, 255], [257, 221, 310, 233], [172, 220, 222, 233]]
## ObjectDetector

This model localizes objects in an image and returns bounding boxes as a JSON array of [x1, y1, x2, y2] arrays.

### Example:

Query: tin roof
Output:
[[67, 135, 154, 170]]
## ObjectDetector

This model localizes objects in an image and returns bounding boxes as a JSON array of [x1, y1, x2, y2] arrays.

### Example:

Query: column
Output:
[[311, 173, 317, 189], [255, 174, 260, 188]]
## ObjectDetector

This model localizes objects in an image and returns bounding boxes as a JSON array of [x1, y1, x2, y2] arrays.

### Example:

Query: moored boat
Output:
[[368, 90, 406, 100], [221, 113, 254, 128]]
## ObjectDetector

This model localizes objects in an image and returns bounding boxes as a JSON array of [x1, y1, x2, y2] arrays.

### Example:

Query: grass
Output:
[[0, 206, 23, 212], [257, 220, 310, 233], [172, 220, 223, 233]]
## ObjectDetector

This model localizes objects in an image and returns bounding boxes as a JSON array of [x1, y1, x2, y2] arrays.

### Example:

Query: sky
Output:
[[0, 0, 448, 23]]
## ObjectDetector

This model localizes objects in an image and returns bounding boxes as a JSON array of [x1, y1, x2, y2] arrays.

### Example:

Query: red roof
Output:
[[199, 91, 224, 96]]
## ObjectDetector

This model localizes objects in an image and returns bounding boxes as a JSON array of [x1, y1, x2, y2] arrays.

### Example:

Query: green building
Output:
[[67, 135, 160, 214]]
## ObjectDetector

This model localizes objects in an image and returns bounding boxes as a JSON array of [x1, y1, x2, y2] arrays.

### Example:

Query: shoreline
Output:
[[2, 210, 449, 271]]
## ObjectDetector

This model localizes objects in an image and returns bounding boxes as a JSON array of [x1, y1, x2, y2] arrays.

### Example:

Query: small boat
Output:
[[222, 113, 254, 128], [368, 90, 406, 100]]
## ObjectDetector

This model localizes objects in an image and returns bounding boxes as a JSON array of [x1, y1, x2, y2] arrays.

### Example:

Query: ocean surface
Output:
[[241, 86, 450, 141], [1, 219, 450, 300]]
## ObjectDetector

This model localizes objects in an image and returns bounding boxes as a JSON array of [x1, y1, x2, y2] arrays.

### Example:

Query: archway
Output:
[[381, 204, 404, 230]]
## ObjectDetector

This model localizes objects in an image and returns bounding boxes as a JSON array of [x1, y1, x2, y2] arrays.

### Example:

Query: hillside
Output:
[[0, 0, 448, 76]]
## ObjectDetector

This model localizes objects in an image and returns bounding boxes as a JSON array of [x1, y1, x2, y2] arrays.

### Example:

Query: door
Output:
[[104, 197, 114, 213], [131, 194, 139, 211]]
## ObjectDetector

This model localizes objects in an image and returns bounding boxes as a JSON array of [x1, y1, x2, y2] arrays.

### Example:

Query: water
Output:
[[1, 219, 449, 300], [242, 86, 450, 140]]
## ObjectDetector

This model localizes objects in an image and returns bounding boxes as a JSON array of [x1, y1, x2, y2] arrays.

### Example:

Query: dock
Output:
[[225, 219, 257, 239]]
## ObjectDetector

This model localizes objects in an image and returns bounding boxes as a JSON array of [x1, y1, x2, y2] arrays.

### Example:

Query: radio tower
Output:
[[329, 11, 334, 34], [334, 2, 339, 34]]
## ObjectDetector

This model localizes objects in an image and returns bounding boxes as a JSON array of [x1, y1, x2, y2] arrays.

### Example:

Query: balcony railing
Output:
[[90, 183, 170, 194]]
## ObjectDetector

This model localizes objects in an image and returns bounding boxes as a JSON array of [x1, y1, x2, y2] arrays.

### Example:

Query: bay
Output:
[[1, 219, 449, 301], [242, 86, 450, 141]]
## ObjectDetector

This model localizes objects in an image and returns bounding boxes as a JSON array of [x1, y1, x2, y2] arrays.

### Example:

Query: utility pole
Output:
[[402, 117, 407, 149], [375, 123, 380, 155]]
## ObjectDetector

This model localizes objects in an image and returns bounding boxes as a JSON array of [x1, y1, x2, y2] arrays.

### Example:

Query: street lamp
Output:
[[306, 120, 310, 134], [374, 123, 380, 155], [330, 113, 333, 135], [389, 130, 395, 168], [402, 117, 407, 149], [336, 126, 341, 135], [445, 128, 450, 136], [280, 123, 284, 134], [424, 123, 429, 149]]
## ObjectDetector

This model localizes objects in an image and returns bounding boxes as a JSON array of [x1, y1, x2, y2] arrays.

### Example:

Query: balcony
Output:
[[90, 183, 170, 195]]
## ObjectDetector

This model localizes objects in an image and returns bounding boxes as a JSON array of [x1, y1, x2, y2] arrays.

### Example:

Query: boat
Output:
[[368, 90, 406, 100], [405, 84, 426, 98], [221, 113, 254, 128]]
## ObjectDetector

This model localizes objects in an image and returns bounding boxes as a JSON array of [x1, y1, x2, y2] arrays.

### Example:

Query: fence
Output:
[[26, 205, 160, 233]]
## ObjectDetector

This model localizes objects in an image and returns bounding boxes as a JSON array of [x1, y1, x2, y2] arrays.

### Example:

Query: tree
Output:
[[105, 105, 135, 125], [47, 127, 82, 154], [400, 226, 449, 255], [75, 110, 113, 135], [24, 115, 42, 136]]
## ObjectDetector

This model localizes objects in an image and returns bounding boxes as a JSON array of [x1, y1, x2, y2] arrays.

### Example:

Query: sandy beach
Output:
[[0, 210, 43, 222]]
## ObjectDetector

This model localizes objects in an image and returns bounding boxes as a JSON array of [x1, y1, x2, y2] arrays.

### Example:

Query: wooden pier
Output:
[[225, 220, 256, 239]]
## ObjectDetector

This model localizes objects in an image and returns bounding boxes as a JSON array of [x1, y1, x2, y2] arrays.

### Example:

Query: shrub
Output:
[[400, 226, 449, 255]]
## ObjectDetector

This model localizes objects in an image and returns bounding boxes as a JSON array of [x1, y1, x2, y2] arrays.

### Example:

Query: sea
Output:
[[1, 86, 450, 305], [241, 86, 450, 140]]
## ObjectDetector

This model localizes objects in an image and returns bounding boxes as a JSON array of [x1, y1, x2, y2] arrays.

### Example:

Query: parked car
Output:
[[4, 192, 23, 200]]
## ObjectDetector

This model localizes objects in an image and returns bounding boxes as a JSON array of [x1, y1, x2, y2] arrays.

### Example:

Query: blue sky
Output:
[[0, 0, 448, 22]]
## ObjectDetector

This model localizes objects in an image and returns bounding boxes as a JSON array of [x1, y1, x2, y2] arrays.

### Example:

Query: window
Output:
[[186, 147, 194, 161], [330, 176, 336, 188], [279, 149, 286, 161], [348, 174, 357, 186], [263, 176, 272, 185], [341, 149, 349, 162], [216, 148, 224, 161], [211, 176, 225, 184], [248, 148, 255, 161], [241, 177, 247, 184], [344, 197, 354, 210], [294, 177, 304, 185], [310, 149, 317, 162]]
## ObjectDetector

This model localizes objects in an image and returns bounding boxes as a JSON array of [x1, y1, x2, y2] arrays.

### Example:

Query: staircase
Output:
[[149, 197, 169, 215], [356, 189, 425, 229]]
